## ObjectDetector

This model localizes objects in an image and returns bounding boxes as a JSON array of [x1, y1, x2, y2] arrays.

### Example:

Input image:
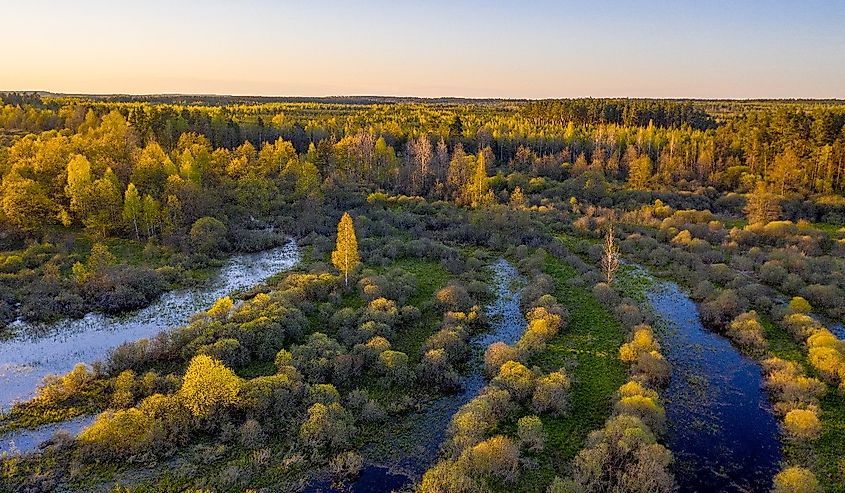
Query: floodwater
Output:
[[637, 267, 782, 493], [0, 414, 95, 456], [303, 258, 527, 492], [0, 241, 300, 454]]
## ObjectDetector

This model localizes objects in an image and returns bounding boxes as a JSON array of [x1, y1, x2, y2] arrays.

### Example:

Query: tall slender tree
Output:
[[332, 212, 361, 287], [601, 223, 620, 285], [123, 183, 142, 239]]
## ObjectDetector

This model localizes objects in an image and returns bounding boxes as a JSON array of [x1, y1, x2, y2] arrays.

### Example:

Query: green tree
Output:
[[65, 154, 93, 222], [744, 181, 781, 225], [468, 150, 492, 208], [140, 194, 161, 237], [332, 212, 361, 287], [189, 216, 229, 257], [2, 172, 55, 231], [448, 115, 464, 139], [509, 186, 527, 209], [769, 148, 801, 195], [122, 183, 142, 239], [84, 169, 123, 237], [628, 154, 653, 190]]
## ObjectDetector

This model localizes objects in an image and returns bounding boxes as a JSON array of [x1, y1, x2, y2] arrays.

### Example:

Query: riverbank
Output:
[[0, 240, 301, 449]]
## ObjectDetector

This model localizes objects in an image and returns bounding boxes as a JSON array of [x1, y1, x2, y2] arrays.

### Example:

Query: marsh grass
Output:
[[494, 254, 627, 491]]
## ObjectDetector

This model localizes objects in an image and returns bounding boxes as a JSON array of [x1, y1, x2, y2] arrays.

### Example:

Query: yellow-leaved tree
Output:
[[332, 212, 360, 286], [179, 354, 241, 417]]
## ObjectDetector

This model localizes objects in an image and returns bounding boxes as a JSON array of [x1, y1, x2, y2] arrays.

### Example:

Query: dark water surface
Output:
[[640, 269, 782, 493], [303, 258, 527, 492]]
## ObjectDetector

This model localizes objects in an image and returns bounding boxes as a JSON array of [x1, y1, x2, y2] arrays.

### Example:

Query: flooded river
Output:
[[635, 267, 782, 492], [0, 241, 300, 454]]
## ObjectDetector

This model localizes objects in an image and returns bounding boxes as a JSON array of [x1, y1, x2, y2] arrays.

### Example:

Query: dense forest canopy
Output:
[[3, 92, 845, 331]]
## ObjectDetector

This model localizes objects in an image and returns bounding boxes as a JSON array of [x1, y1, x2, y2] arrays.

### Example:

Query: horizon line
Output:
[[3, 90, 845, 103]]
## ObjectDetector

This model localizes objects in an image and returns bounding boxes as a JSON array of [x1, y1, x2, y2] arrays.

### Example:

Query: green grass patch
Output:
[[385, 258, 451, 359], [811, 222, 844, 237], [760, 318, 845, 492]]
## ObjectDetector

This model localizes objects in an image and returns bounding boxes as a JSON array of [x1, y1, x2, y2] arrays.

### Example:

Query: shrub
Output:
[[781, 313, 821, 340], [329, 451, 365, 480], [808, 345, 845, 382], [360, 297, 399, 327], [424, 327, 470, 363], [700, 289, 746, 327], [619, 325, 659, 362], [616, 381, 666, 433], [309, 383, 341, 405], [79, 407, 154, 459], [572, 414, 675, 493], [436, 283, 472, 311], [762, 357, 826, 415], [291, 332, 348, 384], [592, 282, 619, 306], [179, 354, 242, 418], [802, 284, 843, 310], [111, 369, 136, 409], [547, 476, 577, 493], [614, 302, 643, 330], [484, 342, 520, 376], [189, 216, 230, 257], [783, 409, 821, 441], [532, 370, 571, 415], [417, 348, 461, 392], [492, 360, 536, 402], [771, 467, 821, 493], [517, 415, 546, 452], [726, 311, 768, 350], [299, 402, 357, 451], [419, 460, 475, 493], [633, 351, 671, 386], [197, 337, 248, 368], [274, 348, 293, 370], [788, 296, 812, 314], [377, 350, 412, 386], [240, 374, 306, 421], [459, 435, 520, 482], [239, 419, 266, 449]]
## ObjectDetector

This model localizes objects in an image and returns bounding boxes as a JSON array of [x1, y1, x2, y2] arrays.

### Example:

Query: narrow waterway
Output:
[[304, 258, 527, 492], [634, 267, 782, 493], [0, 241, 300, 454]]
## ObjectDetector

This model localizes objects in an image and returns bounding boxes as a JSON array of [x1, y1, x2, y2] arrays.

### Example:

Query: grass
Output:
[[811, 222, 844, 237], [760, 317, 845, 492], [506, 254, 627, 491], [384, 258, 451, 360]]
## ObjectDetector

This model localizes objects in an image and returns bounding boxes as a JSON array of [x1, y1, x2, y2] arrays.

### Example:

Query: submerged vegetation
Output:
[[1, 94, 845, 492]]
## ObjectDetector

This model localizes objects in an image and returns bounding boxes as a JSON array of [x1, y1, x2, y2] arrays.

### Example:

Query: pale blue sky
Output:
[[2, 0, 843, 98]]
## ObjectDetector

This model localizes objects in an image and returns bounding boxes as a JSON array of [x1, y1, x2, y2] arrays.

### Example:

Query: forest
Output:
[[1, 93, 845, 493]]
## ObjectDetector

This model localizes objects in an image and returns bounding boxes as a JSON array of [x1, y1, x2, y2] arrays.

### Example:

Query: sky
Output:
[[2, 0, 844, 99]]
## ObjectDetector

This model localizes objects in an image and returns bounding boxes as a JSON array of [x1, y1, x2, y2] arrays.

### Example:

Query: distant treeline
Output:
[[521, 99, 718, 130]]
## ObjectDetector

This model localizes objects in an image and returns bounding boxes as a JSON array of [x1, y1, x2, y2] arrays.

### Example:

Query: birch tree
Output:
[[332, 212, 361, 287]]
